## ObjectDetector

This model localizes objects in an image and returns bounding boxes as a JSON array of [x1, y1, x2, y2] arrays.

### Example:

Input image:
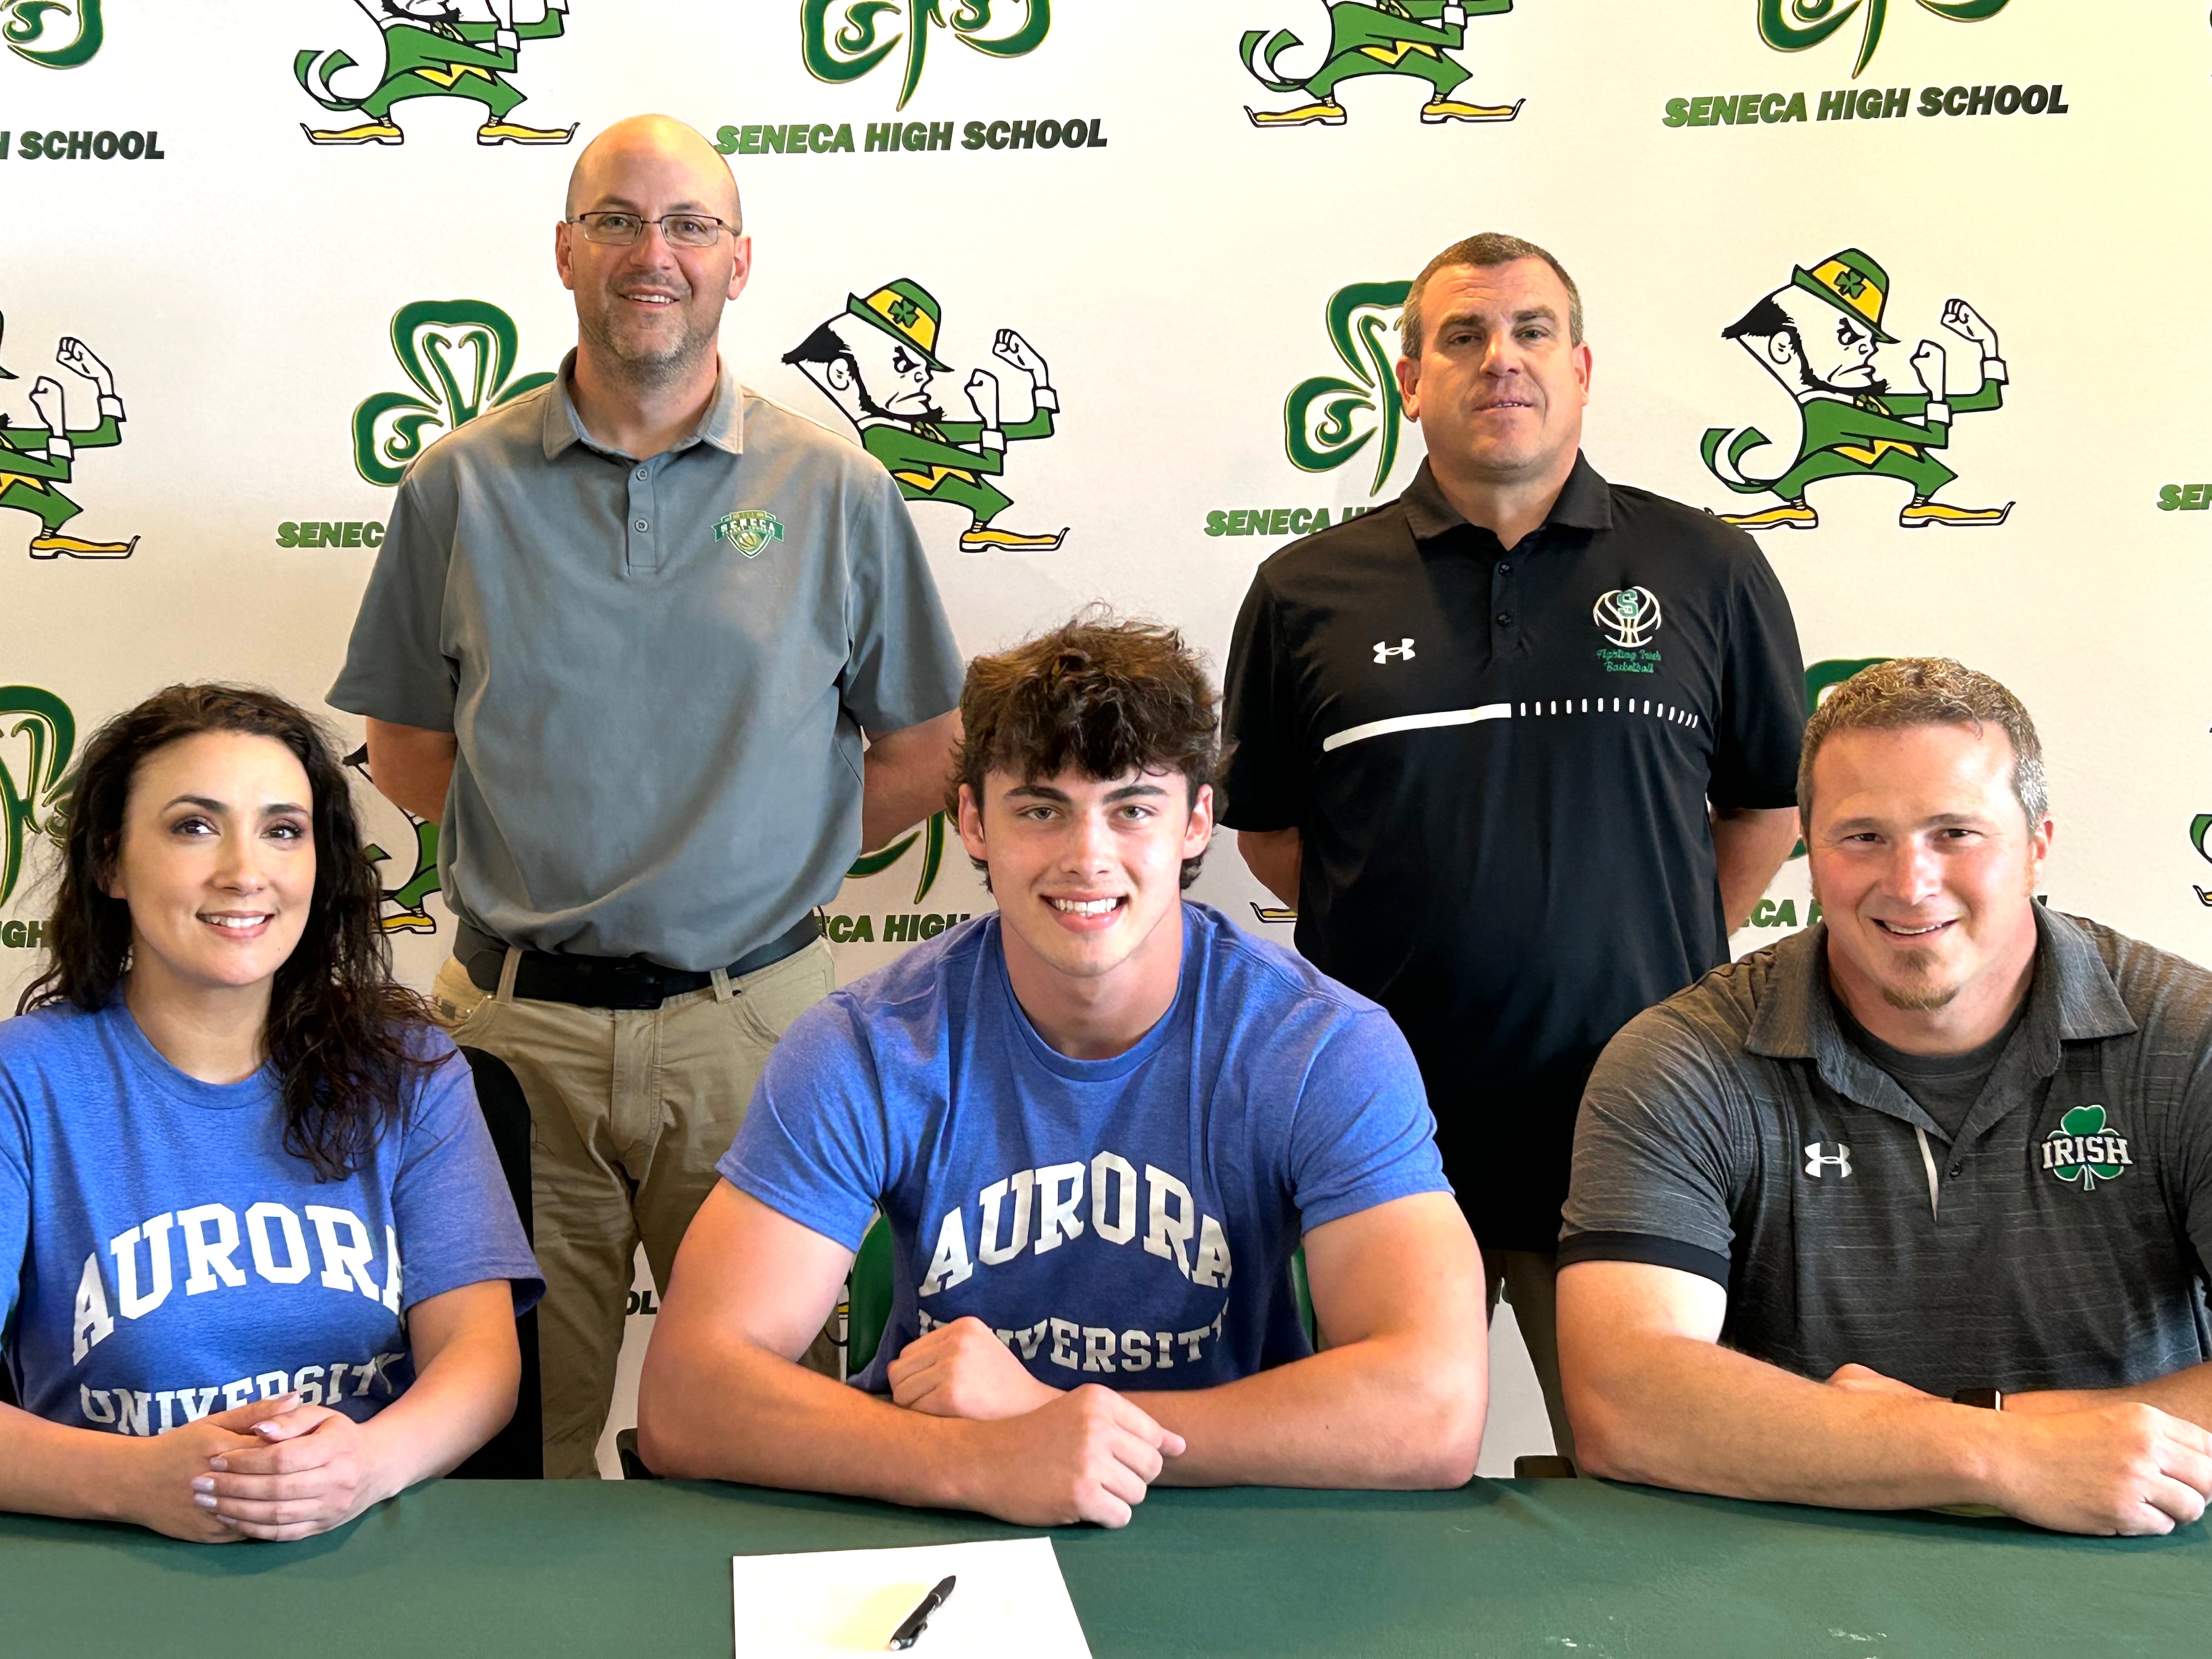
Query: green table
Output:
[[4, 1478, 2206, 1656]]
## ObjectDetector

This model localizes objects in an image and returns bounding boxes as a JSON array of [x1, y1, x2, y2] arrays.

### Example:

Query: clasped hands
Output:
[[887, 1316, 1185, 1529], [1826, 1363, 2212, 1536], [133, 1392, 391, 1544]]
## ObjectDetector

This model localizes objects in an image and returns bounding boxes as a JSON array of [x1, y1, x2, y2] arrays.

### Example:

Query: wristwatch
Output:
[[1951, 1387, 2004, 1411]]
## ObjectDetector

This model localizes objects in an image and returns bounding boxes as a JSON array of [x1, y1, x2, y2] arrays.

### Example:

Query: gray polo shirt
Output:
[[1561, 909, 2212, 1397], [329, 355, 964, 971]]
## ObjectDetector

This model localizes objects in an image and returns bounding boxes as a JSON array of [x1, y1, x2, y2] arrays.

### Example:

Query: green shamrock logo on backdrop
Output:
[[1759, 0, 2011, 81], [847, 810, 947, 902], [1283, 280, 1412, 497], [0, 686, 75, 907], [802, 0, 1052, 111], [4, 0, 103, 68], [2044, 1104, 2130, 1191], [352, 300, 554, 488]]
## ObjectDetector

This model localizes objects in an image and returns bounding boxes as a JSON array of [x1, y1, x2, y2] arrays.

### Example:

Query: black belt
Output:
[[457, 912, 821, 1010]]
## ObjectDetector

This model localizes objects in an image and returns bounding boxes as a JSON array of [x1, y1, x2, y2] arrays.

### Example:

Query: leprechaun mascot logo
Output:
[[296, 0, 578, 147], [3, 0, 101, 66], [1240, 1, 1522, 128], [0, 315, 136, 560], [1701, 249, 2013, 531], [345, 745, 441, 935], [783, 280, 1067, 553]]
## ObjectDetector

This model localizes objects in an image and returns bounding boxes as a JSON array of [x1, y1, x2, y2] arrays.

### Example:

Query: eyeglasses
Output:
[[568, 211, 738, 249]]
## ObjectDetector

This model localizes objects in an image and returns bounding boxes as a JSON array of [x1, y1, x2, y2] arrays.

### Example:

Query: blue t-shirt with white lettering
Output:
[[722, 902, 1449, 1393], [0, 999, 542, 1436]]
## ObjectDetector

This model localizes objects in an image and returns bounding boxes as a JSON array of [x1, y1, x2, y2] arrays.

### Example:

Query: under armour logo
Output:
[[1803, 1141, 1853, 1179], [1373, 638, 1416, 664]]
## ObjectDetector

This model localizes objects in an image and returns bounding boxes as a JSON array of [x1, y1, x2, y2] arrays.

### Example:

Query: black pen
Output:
[[886, 1575, 957, 1650]]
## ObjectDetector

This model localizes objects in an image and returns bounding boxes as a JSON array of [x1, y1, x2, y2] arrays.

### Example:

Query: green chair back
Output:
[[841, 1214, 1318, 1376], [845, 1215, 897, 1374]]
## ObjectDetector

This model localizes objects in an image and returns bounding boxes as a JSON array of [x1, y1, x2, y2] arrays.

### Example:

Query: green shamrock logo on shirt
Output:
[[2042, 1104, 2131, 1191]]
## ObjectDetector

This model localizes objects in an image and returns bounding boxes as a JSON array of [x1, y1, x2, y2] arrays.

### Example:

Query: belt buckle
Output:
[[612, 959, 667, 1010]]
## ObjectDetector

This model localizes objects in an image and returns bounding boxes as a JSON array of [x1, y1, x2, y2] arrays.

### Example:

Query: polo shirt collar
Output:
[[539, 349, 749, 460], [1398, 449, 1614, 545], [1747, 906, 2138, 1125]]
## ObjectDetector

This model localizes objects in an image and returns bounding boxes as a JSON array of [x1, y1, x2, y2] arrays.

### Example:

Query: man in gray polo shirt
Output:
[[330, 115, 965, 1477], [1555, 658, 2212, 1536]]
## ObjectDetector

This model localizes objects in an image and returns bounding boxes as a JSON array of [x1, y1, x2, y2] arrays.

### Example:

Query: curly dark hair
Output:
[[950, 610, 1221, 890], [18, 684, 435, 1181]]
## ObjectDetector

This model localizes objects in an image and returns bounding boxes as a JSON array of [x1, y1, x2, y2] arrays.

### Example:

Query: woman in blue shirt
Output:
[[0, 684, 541, 1542]]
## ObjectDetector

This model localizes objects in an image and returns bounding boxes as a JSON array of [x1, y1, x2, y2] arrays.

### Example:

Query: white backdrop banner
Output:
[[5, 0, 2208, 1469]]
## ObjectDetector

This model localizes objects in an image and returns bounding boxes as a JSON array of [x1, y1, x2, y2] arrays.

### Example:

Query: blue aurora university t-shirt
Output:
[[0, 1001, 541, 1436], [722, 902, 1450, 1394]]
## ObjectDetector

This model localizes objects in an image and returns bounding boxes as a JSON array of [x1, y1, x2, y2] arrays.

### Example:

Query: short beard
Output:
[[1879, 950, 1959, 1012], [580, 304, 717, 392]]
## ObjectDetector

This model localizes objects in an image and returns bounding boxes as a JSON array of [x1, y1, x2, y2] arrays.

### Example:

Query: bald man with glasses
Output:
[[330, 115, 965, 1478]]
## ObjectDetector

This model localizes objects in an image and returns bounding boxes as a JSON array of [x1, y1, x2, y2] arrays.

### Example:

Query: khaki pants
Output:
[[432, 938, 837, 1479], [1484, 1248, 1575, 1463]]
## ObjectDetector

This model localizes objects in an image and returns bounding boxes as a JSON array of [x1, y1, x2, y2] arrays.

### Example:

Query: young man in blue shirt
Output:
[[639, 615, 1485, 1526]]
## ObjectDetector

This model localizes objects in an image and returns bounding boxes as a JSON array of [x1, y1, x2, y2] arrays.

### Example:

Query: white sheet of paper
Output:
[[730, 1536, 1091, 1659]]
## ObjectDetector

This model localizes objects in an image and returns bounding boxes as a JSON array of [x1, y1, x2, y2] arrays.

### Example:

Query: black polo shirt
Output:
[[1560, 912, 2212, 1396], [1220, 453, 1804, 1251]]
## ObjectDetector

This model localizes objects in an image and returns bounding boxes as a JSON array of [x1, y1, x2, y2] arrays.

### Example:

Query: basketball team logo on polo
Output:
[[783, 279, 1067, 553], [1760, 0, 2011, 79], [803, 0, 1050, 111], [2042, 1105, 2131, 1190], [0, 685, 73, 910], [0, 313, 136, 560], [1284, 280, 1412, 497], [344, 745, 441, 936], [1594, 588, 1661, 649], [1240, 2, 1522, 127], [1701, 249, 2013, 532], [296, 0, 578, 147], [353, 299, 554, 487], [714, 510, 784, 558], [3, 0, 100, 66]]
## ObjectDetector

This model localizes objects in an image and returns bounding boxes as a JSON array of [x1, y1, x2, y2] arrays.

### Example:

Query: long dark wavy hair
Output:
[[19, 684, 435, 1180]]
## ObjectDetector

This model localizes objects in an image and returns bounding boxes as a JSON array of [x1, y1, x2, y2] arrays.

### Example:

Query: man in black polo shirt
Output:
[[1557, 659, 2212, 1536], [1221, 232, 1804, 1451]]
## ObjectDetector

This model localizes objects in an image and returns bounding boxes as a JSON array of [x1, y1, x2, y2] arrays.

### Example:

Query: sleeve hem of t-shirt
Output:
[[1708, 785, 1798, 812], [1216, 807, 1297, 833], [1556, 1231, 1729, 1286], [401, 1256, 546, 1318], [1297, 1170, 1454, 1236], [323, 681, 457, 736], [719, 1160, 875, 1256]]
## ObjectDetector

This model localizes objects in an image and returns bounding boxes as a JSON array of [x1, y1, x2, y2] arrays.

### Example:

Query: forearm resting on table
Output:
[[364, 718, 457, 825], [638, 1321, 995, 1510], [2009, 1361, 2212, 1431], [1133, 1328, 1482, 1489], [0, 1402, 151, 1523], [1562, 1261, 1998, 1510], [356, 1281, 523, 1497]]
